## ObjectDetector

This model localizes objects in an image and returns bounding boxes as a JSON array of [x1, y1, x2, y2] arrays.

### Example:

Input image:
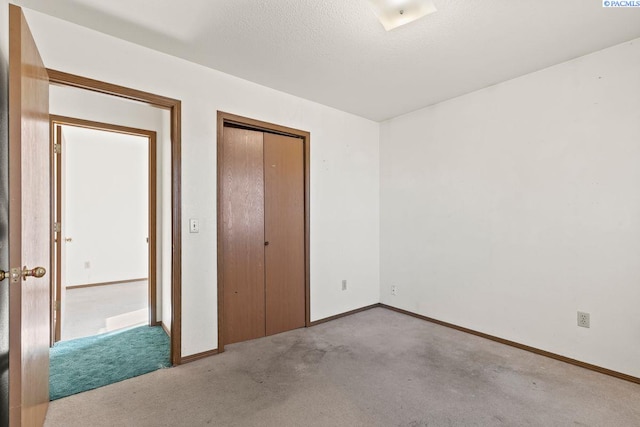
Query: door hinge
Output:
[[54, 222, 61, 233], [54, 144, 61, 154]]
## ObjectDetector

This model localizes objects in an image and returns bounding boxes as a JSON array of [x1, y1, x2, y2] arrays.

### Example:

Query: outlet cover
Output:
[[391, 285, 397, 296], [577, 311, 590, 328]]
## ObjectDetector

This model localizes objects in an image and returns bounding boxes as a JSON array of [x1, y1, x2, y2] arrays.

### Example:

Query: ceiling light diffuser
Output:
[[368, 0, 437, 31]]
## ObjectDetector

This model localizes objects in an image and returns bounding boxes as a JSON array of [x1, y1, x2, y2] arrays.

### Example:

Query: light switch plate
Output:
[[189, 218, 199, 233]]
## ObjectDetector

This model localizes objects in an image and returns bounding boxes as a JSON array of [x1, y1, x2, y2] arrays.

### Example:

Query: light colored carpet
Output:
[[62, 281, 148, 341], [44, 308, 640, 426]]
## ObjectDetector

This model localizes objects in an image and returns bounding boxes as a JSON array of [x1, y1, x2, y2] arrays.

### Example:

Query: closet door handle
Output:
[[264, 241, 269, 246]]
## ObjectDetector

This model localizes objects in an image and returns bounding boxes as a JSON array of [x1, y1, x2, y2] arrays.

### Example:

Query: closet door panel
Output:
[[221, 127, 266, 345], [264, 133, 305, 336]]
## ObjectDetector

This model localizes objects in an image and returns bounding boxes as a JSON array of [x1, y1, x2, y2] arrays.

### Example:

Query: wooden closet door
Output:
[[264, 133, 305, 336], [221, 127, 266, 345]]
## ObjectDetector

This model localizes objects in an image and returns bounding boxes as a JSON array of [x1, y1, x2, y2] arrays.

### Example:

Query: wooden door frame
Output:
[[49, 115, 158, 343], [216, 111, 311, 353], [46, 70, 183, 365]]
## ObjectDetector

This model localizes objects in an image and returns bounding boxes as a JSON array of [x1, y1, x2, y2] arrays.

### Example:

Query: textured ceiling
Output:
[[15, 0, 640, 121]]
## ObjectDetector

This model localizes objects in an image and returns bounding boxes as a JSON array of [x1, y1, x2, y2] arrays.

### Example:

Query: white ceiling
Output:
[[16, 0, 640, 121]]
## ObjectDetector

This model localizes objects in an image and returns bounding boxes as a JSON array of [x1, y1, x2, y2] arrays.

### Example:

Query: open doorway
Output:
[[45, 74, 181, 399], [45, 72, 182, 368], [51, 116, 157, 342]]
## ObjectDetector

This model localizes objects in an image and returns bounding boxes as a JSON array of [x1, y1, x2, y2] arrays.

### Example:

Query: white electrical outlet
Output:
[[577, 311, 590, 328], [391, 285, 397, 296], [342, 280, 347, 291]]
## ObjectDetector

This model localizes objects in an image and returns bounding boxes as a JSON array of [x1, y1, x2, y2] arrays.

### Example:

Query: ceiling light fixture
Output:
[[368, 0, 437, 31]]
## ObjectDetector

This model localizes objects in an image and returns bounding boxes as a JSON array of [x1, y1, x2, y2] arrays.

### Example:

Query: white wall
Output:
[[50, 84, 172, 330], [380, 39, 640, 378], [62, 126, 148, 285], [24, 8, 381, 357]]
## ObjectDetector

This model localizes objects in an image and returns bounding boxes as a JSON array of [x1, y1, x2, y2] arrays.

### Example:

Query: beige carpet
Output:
[[45, 308, 640, 426], [62, 281, 148, 341]]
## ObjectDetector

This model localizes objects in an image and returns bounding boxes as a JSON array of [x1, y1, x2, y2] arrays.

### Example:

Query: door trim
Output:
[[47, 70, 183, 365], [49, 115, 158, 342], [216, 111, 311, 353]]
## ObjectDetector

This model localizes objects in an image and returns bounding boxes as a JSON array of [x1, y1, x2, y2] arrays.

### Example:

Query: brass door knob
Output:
[[22, 266, 46, 281], [0, 270, 7, 282]]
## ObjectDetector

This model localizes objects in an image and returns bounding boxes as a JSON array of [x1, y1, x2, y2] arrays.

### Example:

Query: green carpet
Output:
[[50, 325, 170, 400]]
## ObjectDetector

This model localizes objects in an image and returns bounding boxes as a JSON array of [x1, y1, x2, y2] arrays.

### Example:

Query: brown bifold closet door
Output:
[[221, 127, 266, 345], [263, 133, 305, 336]]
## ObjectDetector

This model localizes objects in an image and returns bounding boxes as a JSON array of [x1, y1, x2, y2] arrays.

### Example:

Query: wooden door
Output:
[[8, 5, 51, 427], [221, 127, 266, 345], [264, 134, 305, 336]]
